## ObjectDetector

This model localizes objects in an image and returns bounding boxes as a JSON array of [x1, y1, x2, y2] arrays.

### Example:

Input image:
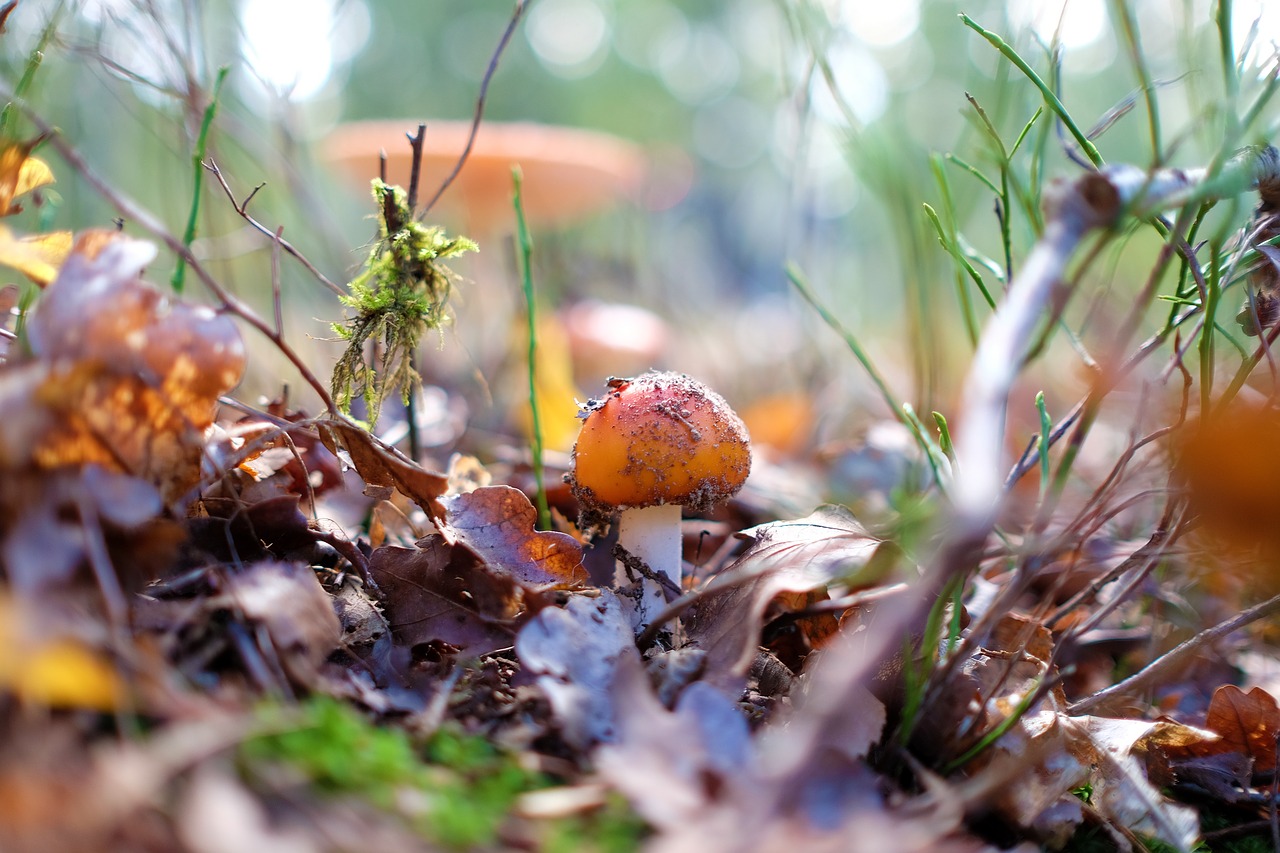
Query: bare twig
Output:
[[204, 159, 345, 298], [406, 123, 426, 212], [420, 0, 528, 215], [1070, 587, 1280, 715], [9, 98, 339, 413], [271, 225, 284, 335]]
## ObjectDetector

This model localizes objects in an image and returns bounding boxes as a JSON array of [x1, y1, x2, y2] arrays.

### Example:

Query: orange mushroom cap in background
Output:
[[322, 120, 647, 231], [569, 371, 751, 515]]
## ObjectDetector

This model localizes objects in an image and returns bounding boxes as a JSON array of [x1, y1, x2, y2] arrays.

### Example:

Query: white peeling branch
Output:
[[951, 145, 1280, 532]]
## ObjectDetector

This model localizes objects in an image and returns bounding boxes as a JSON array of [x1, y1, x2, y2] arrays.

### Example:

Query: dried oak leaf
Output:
[[221, 561, 341, 686], [436, 485, 587, 590], [515, 590, 634, 749], [1191, 684, 1280, 777], [684, 504, 885, 690], [594, 650, 752, 829], [369, 535, 519, 659], [318, 418, 449, 516], [2, 232, 245, 500], [0, 225, 71, 286]]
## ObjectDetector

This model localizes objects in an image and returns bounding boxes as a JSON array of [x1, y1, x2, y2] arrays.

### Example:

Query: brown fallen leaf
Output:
[[437, 485, 587, 589], [515, 590, 633, 749], [1197, 684, 1280, 776], [319, 418, 449, 518], [0, 232, 245, 501], [684, 504, 886, 690], [370, 535, 518, 659], [221, 561, 341, 687]]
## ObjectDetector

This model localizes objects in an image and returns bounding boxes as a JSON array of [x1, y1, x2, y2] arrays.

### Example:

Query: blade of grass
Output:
[[922, 202, 979, 345], [943, 153, 1000, 195], [1199, 243, 1223, 413], [0, 2, 63, 140], [1109, 0, 1161, 158], [932, 411, 954, 459], [964, 93, 1017, 282], [171, 65, 229, 293], [960, 14, 1103, 168], [512, 167, 550, 531], [788, 263, 947, 492], [1035, 391, 1051, 501]]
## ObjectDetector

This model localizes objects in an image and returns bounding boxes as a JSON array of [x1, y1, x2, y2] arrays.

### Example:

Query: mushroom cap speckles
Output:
[[569, 371, 751, 514]]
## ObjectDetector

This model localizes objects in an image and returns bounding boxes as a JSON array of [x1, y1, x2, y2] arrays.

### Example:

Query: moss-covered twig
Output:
[[331, 180, 476, 426]]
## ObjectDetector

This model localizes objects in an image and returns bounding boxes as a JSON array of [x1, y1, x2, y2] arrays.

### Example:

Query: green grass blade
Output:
[[960, 13, 1103, 168], [171, 65, 229, 293], [512, 167, 551, 531]]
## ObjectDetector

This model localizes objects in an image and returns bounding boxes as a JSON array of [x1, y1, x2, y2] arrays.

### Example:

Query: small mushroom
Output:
[[569, 371, 751, 627]]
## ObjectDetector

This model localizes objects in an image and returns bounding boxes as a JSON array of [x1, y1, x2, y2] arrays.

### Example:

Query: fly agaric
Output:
[[569, 372, 751, 620]]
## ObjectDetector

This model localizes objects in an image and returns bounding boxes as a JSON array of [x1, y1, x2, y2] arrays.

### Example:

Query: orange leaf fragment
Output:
[[0, 225, 71, 285]]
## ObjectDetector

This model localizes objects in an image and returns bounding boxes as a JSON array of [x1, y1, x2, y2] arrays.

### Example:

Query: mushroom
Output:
[[321, 119, 646, 232], [568, 371, 751, 626]]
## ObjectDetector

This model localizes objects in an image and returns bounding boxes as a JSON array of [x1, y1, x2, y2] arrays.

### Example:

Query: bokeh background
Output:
[[4, 0, 1279, 507]]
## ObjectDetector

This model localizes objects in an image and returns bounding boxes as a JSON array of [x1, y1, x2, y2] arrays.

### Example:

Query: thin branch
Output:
[[1069, 588, 1280, 716], [420, 0, 528, 215], [11, 98, 339, 413], [205, 159, 345, 298]]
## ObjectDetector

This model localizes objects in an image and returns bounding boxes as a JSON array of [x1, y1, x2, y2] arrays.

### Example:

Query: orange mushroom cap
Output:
[[569, 371, 751, 515]]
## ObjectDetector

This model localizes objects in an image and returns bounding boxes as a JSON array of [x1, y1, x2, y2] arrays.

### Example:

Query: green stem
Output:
[[172, 66, 229, 293], [512, 168, 550, 531], [960, 14, 1103, 168], [0, 3, 63, 140]]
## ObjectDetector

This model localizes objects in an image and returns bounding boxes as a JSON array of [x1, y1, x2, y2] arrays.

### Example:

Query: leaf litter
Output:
[[11, 37, 1280, 853]]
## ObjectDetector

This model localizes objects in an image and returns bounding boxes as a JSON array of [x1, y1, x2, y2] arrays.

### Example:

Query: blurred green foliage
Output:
[[2, 0, 1277, 441]]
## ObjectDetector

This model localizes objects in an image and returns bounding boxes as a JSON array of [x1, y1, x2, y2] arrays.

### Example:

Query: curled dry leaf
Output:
[[319, 419, 449, 517], [369, 535, 519, 659], [0, 232, 245, 501], [1153, 684, 1280, 801], [515, 590, 633, 749], [595, 651, 752, 830], [685, 505, 885, 690], [954, 614, 1208, 850], [437, 485, 586, 589], [221, 561, 341, 687]]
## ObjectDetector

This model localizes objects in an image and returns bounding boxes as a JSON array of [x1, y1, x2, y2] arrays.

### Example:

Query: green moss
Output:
[[238, 696, 646, 851], [331, 179, 476, 425]]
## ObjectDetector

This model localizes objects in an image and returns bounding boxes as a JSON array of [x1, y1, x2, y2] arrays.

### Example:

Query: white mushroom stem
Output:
[[615, 503, 682, 627]]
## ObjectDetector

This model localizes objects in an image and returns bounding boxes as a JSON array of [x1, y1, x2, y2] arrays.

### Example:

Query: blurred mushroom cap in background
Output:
[[322, 120, 647, 231]]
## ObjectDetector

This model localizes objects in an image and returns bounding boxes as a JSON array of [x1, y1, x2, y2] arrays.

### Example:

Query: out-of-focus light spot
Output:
[[656, 25, 740, 104], [845, 0, 920, 48], [806, 126, 860, 219], [692, 96, 770, 169], [1234, 0, 1280, 70], [526, 0, 610, 78], [614, 0, 687, 71], [812, 40, 888, 126], [332, 1, 372, 64], [240, 0, 355, 101], [77, 0, 189, 100], [443, 11, 518, 83], [1005, 0, 1108, 49], [732, 2, 786, 73]]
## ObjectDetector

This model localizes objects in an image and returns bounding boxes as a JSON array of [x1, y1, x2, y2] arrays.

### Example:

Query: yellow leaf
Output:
[[0, 143, 27, 213], [0, 224, 72, 285], [14, 155, 54, 199], [9, 639, 124, 711], [0, 597, 124, 711]]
